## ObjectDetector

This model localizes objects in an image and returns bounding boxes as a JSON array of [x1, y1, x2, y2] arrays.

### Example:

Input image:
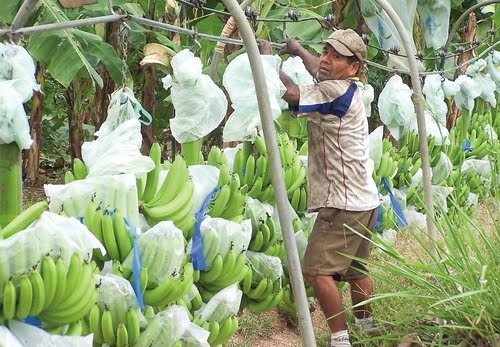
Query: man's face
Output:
[[317, 43, 360, 81]]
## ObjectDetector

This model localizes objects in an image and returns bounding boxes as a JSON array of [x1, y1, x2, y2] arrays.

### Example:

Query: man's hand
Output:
[[278, 38, 303, 56], [257, 39, 272, 55]]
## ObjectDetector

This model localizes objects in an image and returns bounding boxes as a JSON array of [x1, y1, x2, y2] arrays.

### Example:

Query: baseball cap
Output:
[[325, 29, 367, 62]]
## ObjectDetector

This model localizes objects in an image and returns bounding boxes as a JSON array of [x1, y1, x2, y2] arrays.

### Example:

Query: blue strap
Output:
[[22, 316, 42, 327], [124, 217, 144, 309], [381, 177, 408, 228], [191, 187, 220, 271], [461, 139, 472, 151]]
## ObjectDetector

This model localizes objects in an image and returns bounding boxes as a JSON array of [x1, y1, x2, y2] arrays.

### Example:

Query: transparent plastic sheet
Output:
[[422, 74, 447, 127], [378, 75, 415, 140], [369, 126, 384, 170], [485, 50, 500, 92], [95, 274, 147, 329], [0, 325, 23, 347], [453, 75, 481, 111], [222, 54, 286, 142], [0, 86, 32, 149], [95, 87, 152, 138], [162, 49, 227, 143], [282, 230, 308, 273], [403, 206, 427, 229], [246, 251, 284, 284], [485, 124, 498, 142], [279, 56, 314, 109], [372, 228, 398, 255], [123, 221, 185, 284], [359, 0, 424, 71], [467, 192, 479, 207], [222, 145, 241, 174], [433, 186, 454, 213], [431, 152, 452, 184], [44, 174, 140, 232], [245, 197, 274, 229], [82, 119, 155, 178], [8, 321, 93, 347], [355, 82, 375, 117], [461, 159, 492, 177], [136, 305, 209, 347], [195, 284, 242, 323], [409, 111, 449, 146], [466, 59, 497, 107], [187, 217, 252, 269], [0, 43, 39, 99], [416, 0, 451, 49], [0, 212, 104, 295], [442, 78, 460, 96], [411, 168, 423, 188]]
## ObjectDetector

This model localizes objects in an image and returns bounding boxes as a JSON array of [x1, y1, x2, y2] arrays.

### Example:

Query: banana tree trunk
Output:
[[0, 144, 23, 229], [24, 63, 45, 186], [67, 82, 84, 160], [95, 21, 120, 131], [141, 64, 156, 152]]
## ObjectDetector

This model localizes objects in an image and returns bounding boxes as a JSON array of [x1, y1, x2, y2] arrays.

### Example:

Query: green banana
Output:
[[142, 143, 162, 203], [28, 269, 46, 316], [15, 274, 33, 320], [1, 200, 48, 239]]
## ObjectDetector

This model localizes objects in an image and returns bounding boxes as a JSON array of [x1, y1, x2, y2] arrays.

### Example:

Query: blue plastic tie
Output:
[[22, 316, 42, 327], [381, 177, 408, 228], [461, 139, 472, 151], [191, 186, 220, 271], [374, 185, 383, 229], [124, 217, 144, 309]]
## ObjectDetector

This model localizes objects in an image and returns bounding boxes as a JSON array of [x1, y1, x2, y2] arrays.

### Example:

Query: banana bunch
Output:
[[446, 176, 471, 209], [263, 240, 286, 259], [175, 285, 203, 317], [140, 154, 196, 239], [88, 304, 141, 347], [277, 284, 314, 315], [198, 249, 249, 293], [248, 215, 277, 252], [193, 314, 239, 346], [0, 200, 48, 239], [37, 253, 98, 326], [241, 272, 283, 313], [83, 202, 133, 264], [444, 129, 466, 168], [406, 186, 424, 208], [400, 130, 420, 155], [207, 174, 248, 223], [206, 146, 231, 187], [464, 172, 487, 198], [143, 262, 194, 309], [64, 158, 88, 184], [375, 207, 398, 233]]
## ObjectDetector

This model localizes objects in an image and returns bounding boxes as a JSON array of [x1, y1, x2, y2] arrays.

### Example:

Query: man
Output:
[[259, 29, 380, 347]]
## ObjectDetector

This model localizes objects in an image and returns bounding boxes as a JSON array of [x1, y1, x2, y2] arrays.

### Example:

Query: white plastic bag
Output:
[[0, 85, 33, 149], [163, 49, 227, 143], [378, 75, 415, 140], [0, 42, 39, 99], [44, 173, 141, 231], [95, 87, 150, 137], [465, 59, 497, 107], [403, 206, 426, 229], [369, 126, 384, 169], [0, 212, 105, 289], [453, 75, 481, 111], [431, 152, 452, 184], [82, 119, 154, 178], [0, 325, 24, 347], [417, 0, 451, 49], [223, 53, 286, 142], [280, 56, 314, 109], [195, 284, 242, 323], [485, 50, 500, 92], [246, 251, 283, 283], [9, 321, 93, 347], [356, 82, 375, 117], [360, 0, 424, 71]]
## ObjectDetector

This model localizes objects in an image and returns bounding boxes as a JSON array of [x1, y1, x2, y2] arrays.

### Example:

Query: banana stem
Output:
[[181, 139, 202, 166], [0, 143, 23, 229]]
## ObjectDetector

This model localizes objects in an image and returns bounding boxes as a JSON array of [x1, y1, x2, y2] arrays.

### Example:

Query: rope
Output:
[[214, 17, 237, 54]]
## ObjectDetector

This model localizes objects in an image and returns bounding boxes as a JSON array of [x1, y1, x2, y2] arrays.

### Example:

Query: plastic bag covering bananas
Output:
[[122, 221, 186, 285], [0, 212, 105, 291], [7, 320, 94, 346], [135, 305, 210, 347], [87, 274, 146, 346], [140, 154, 196, 238], [162, 49, 228, 144]]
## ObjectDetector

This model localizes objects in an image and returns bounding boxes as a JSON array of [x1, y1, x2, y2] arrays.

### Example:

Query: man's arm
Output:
[[279, 38, 320, 78], [280, 71, 300, 105]]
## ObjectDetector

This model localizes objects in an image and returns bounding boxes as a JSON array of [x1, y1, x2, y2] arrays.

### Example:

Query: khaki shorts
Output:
[[302, 207, 378, 281]]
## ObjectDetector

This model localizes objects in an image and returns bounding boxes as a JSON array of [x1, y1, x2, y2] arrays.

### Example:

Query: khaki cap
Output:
[[325, 29, 367, 62]]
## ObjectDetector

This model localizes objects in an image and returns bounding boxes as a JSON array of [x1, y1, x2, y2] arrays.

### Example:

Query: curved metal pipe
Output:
[[220, 0, 317, 346]]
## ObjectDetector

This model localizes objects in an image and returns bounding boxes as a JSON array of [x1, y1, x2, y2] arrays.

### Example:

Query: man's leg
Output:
[[348, 275, 373, 319], [305, 274, 346, 332]]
